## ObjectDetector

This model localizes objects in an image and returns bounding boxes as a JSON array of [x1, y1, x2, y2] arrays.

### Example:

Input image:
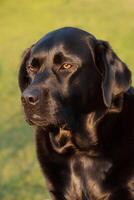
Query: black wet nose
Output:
[[21, 89, 40, 105]]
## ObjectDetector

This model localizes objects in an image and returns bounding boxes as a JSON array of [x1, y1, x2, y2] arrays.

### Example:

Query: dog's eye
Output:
[[27, 65, 39, 73], [61, 63, 73, 70]]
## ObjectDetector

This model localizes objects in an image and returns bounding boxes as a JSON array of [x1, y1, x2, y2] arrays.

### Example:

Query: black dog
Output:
[[19, 27, 134, 200]]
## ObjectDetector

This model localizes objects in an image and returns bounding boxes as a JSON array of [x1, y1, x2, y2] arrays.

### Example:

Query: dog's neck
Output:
[[42, 94, 124, 156], [45, 109, 107, 156]]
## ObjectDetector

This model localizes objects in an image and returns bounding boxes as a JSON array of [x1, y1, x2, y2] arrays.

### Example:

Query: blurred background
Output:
[[0, 0, 133, 199]]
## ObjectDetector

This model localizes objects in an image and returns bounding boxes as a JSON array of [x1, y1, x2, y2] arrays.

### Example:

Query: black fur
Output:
[[19, 27, 134, 200]]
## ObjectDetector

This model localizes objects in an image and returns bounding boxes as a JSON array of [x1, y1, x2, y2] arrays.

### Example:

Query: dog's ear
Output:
[[18, 46, 33, 92], [94, 40, 131, 108]]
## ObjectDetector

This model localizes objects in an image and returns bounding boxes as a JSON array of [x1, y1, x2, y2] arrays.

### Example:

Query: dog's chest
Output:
[[65, 155, 112, 200], [48, 130, 112, 199]]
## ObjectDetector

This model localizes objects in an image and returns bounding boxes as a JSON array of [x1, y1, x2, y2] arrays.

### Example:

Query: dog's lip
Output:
[[25, 114, 50, 127], [25, 118, 34, 125], [26, 118, 45, 126], [32, 114, 42, 119], [25, 114, 42, 125]]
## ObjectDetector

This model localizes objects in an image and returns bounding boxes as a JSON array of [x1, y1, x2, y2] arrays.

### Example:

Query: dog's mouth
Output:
[[25, 114, 54, 127], [23, 103, 75, 131], [25, 112, 73, 133], [22, 101, 60, 127]]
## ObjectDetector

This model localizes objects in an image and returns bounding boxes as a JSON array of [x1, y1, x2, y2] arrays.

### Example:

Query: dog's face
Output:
[[19, 27, 131, 129]]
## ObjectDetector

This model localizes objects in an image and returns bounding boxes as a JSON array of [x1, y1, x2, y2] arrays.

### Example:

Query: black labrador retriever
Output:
[[19, 27, 134, 200]]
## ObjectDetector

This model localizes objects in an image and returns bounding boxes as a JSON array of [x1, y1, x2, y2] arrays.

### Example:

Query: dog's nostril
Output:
[[29, 96, 35, 103], [28, 96, 39, 105]]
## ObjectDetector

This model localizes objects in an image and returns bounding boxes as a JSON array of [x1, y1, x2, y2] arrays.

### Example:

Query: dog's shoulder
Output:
[[122, 86, 134, 135], [124, 86, 134, 110], [126, 86, 134, 96]]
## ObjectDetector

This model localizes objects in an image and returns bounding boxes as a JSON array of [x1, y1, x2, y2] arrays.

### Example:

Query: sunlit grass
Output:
[[0, 0, 133, 199]]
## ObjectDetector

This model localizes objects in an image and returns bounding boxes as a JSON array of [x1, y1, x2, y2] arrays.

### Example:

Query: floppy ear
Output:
[[94, 40, 131, 109], [18, 46, 33, 92]]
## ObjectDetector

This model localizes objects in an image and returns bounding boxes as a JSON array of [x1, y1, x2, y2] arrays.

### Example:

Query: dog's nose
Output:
[[21, 89, 40, 105]]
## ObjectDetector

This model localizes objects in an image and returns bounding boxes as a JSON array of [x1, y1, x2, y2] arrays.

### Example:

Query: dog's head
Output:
[[19, 27, 131, 129]]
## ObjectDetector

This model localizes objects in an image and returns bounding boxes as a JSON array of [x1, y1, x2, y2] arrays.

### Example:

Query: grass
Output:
[[0, 0, 134, 199]]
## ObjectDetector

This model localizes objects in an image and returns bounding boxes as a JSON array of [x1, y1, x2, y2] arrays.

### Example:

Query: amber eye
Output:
[[61, 63, 72, 69], [27, 65, 39, 73]]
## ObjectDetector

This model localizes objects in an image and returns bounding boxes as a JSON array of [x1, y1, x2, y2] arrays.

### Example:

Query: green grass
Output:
[[0, 0, 134, 199]]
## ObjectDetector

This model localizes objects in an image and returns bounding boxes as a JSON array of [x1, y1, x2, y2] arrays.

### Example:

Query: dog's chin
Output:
[[25, 113, 63, 129], [25, 117, 56, 127], [25, 114, 71, 134]]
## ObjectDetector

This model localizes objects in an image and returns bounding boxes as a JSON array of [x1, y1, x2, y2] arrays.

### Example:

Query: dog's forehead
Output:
[[31, 27, 95, 58]]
